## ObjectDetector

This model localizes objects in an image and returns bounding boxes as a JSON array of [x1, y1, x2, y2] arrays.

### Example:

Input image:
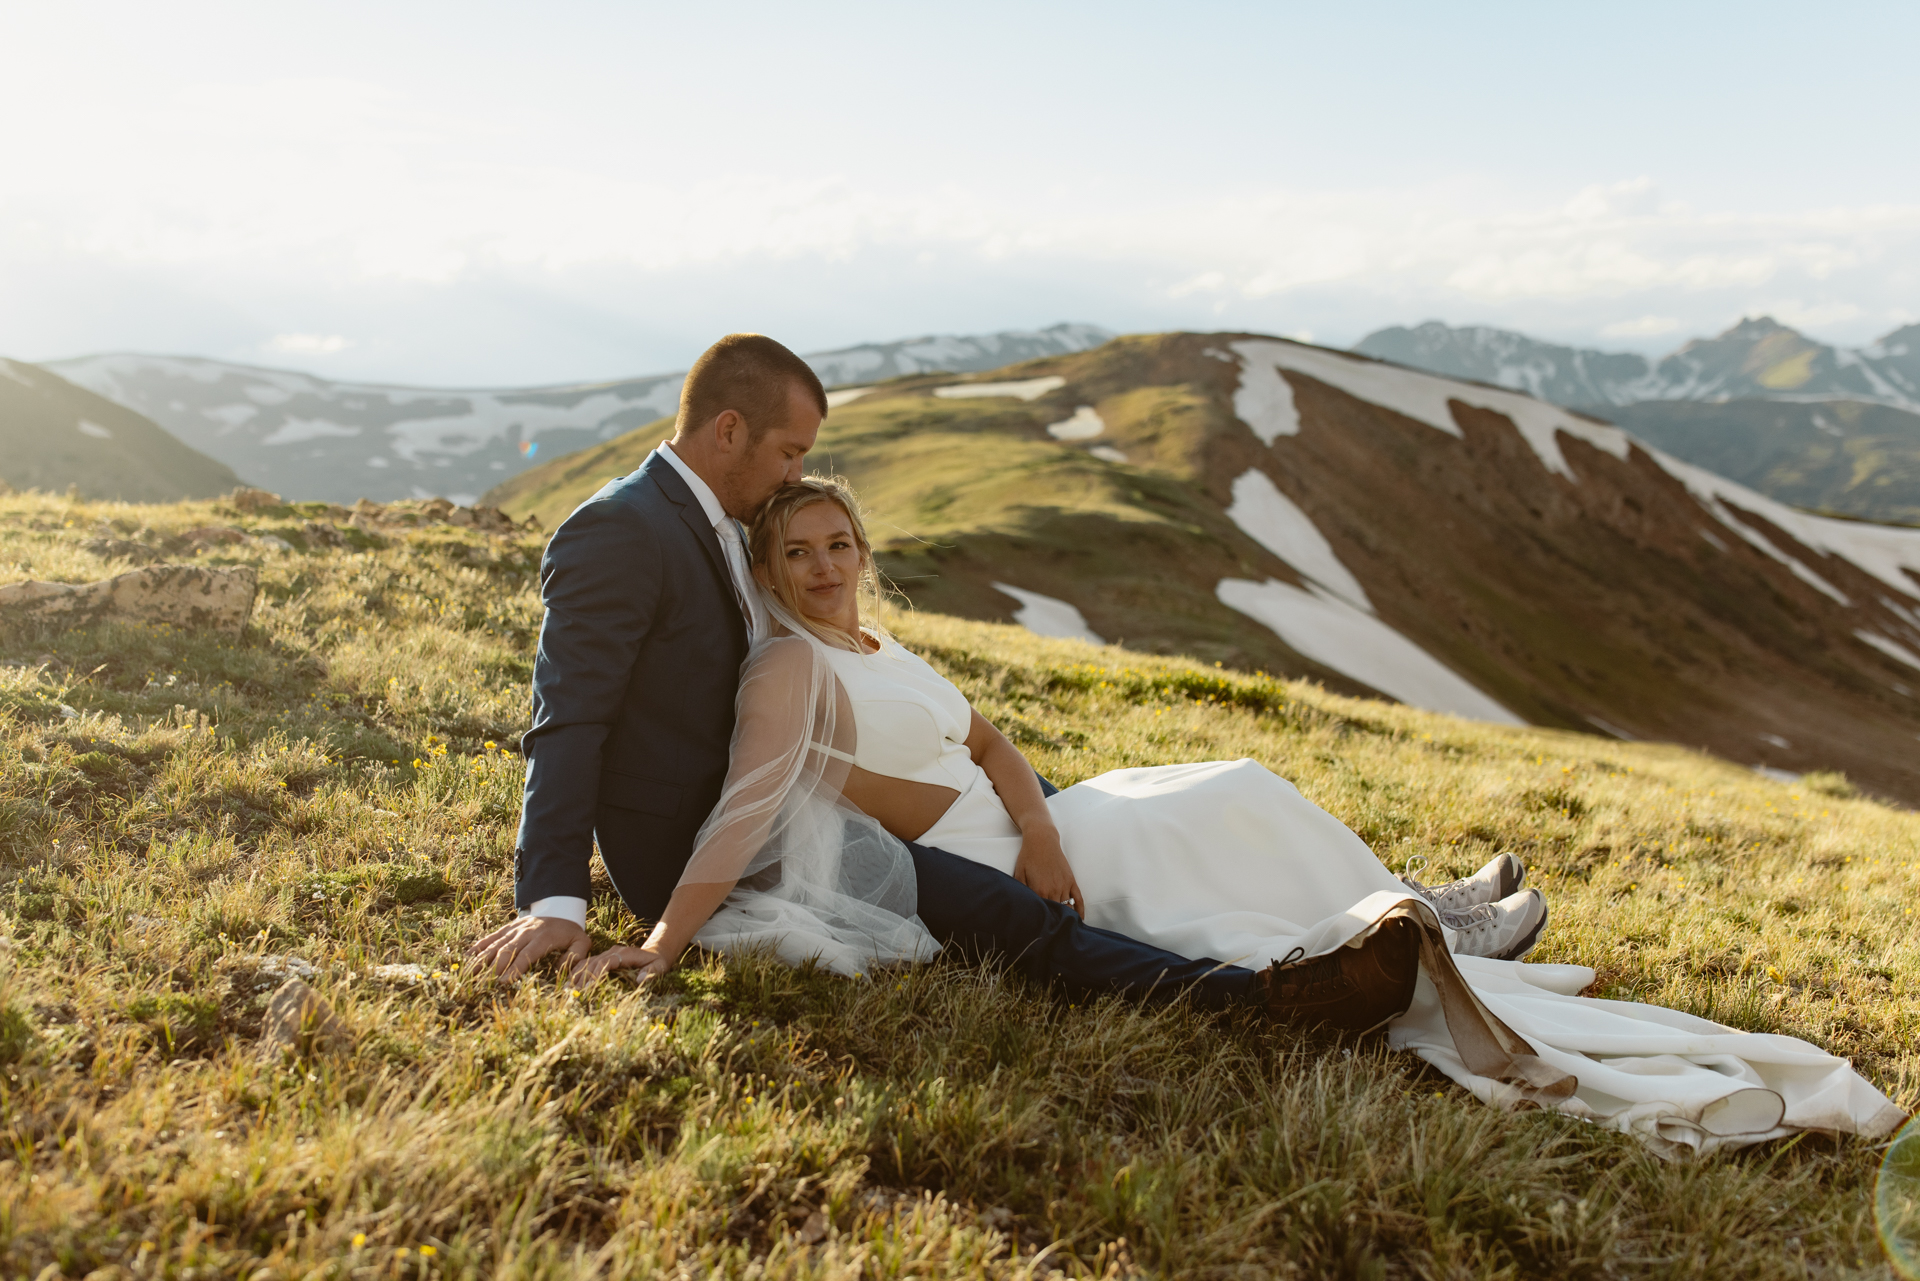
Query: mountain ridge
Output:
[[47, 324, 1113, 506], [1356, 317, 1920, 411]]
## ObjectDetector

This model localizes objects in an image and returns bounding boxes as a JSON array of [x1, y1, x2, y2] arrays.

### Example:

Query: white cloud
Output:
[[6, 75, 1920, 377], [1601, 315, 1681, 338], [266, 333, 353, 354], [1761, 301, 1865, 331]]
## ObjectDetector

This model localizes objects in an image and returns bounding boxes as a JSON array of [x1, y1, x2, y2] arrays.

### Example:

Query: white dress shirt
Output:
[[523, 441, 765, 929]]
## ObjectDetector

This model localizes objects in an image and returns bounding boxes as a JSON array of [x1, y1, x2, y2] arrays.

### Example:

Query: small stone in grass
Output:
[[261, 979, 352, 1057], [371, 963, 427, 984], [797, 1210, 829, 1244], [257, 955, 317, 981]]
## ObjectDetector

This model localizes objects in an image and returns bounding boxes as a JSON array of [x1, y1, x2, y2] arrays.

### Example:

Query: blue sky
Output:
[[4, 0, 1917, 383]]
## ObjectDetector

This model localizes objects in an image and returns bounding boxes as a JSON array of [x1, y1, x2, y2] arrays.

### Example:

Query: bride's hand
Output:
[[569, 944, 673, 989], [1013, 827, 1085, 913]]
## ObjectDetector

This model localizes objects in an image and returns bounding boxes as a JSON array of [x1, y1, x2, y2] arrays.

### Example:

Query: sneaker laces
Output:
[[1399, 853, 1458, 901], [1439, 900, 1503, 949], [1401, 854, 1499, 912]]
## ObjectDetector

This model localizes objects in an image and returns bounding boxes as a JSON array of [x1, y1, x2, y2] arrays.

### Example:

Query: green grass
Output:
[[0, 490, 1916, 1277]]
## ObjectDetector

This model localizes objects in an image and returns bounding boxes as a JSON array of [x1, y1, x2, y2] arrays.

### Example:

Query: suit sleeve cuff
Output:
[[519, 896, 588, 929]]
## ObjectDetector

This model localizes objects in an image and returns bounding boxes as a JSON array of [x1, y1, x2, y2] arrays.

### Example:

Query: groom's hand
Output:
[[468, 915, 590, 981]]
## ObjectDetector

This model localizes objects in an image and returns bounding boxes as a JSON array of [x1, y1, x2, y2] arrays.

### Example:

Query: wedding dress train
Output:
[[811, 633, 1906, 1156]]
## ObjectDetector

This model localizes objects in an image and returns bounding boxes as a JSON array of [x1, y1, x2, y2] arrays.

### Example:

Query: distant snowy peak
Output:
[[1353, 322, 1652, 408], [1355, 318, 1920, 413], [49, 323, 1113, 505], [807, 323, 1112, 388]]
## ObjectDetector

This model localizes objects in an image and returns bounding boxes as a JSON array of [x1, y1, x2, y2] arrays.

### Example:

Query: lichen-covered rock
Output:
[[0, 565, 257, 635]]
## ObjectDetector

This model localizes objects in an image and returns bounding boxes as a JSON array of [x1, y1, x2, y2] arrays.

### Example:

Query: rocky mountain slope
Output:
[[0, 358, 243, 501], [1356, 317, 1920, 410], [1602, 398, 1920, 526], [47, 324, 1111, 506], [490, 332, 1920, 803], [1358, 318, 1920, 525]]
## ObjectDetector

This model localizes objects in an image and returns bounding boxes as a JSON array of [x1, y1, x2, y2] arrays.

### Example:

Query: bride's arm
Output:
[[964, 710, 1084, 909], [575, 637, 820, 985]]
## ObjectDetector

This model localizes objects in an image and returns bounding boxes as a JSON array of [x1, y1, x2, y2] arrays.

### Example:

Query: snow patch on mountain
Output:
[[1217, 578, 1523, 725], [1856, 630, 1920, 672], [934, 376, 1066, 402], [1219, 466, 1517, 723], [1232, 352, 1300, 443], [993, 583, 1104, 644], [1225, 470, 1368, 611], [1045, 406, 1105, 441], [260, 419, 361, 445], [825, 387, 874, 410]]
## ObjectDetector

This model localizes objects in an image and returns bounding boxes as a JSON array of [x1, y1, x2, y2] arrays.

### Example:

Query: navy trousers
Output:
[[906, 840, 1259, 1011]]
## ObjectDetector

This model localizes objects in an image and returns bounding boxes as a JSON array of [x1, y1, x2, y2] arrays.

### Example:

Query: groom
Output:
[[470, 333, 1420, 1031]]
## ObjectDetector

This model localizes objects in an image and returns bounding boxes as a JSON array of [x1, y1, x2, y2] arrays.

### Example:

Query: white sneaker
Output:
[[1402, 852, 1525, 915], [1444, 888, 1548, 962]]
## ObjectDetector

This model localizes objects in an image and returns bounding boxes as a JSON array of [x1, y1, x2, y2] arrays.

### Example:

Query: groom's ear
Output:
[[709, 408, 749, 455]]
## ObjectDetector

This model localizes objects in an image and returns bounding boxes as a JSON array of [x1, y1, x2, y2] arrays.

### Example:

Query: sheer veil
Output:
[[676, 593, 939, 975]]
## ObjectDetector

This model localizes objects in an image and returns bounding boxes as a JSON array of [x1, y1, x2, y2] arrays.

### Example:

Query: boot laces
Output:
[[1268, 945, 1343, 991]]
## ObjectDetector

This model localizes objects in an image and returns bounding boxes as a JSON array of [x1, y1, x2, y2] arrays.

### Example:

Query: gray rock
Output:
[[0, 565, 257, 635]]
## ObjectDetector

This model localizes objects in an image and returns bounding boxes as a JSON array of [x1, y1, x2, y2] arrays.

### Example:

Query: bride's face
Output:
[[775, 501, 864, 629]]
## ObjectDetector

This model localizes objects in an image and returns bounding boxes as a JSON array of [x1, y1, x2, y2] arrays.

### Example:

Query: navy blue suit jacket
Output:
[[515, 451, 748, 919]]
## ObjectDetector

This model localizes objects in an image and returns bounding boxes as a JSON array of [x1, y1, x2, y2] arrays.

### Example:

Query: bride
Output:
[[577, 477, 1905, 1156]]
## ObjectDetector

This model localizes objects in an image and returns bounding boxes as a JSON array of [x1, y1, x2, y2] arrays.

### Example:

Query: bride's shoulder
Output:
[[749, 633, 815, 667]]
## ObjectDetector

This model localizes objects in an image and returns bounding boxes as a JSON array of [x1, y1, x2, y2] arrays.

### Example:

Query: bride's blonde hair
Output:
[[749, 476, 888, 652]]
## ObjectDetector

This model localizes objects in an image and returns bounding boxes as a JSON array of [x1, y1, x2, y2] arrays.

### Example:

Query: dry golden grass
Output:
[[0, 491, 1914, 1278]]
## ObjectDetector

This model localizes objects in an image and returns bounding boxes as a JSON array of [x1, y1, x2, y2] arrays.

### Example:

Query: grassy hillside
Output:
[[0, 359, 245, 501], [1602, 398, 1920, 527], [0, 491, 1915, 1277]]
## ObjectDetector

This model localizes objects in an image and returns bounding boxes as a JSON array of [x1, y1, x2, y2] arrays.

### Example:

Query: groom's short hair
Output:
[[675, 334, 828, 442]]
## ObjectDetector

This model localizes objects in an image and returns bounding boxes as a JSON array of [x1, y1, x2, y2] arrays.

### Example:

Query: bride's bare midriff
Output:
[[839, 765, 959, 842]]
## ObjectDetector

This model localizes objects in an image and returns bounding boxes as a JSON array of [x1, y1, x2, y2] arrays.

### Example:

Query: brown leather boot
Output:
[[1259, 917, 1420, 1035]]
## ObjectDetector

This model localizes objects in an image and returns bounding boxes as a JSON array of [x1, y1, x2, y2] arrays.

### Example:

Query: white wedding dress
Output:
[[791, 631, 1906, 1157]]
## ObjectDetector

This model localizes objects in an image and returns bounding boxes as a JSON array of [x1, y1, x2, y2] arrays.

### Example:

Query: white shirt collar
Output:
[[658, 440, 730, 531]]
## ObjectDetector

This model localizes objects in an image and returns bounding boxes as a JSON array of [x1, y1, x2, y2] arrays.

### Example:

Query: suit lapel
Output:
[[642, 452, 748, 644]]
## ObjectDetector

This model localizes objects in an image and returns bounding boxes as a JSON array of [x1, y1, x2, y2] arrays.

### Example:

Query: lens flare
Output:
[[1879, 1116, 1920, 1278], [519, 440, 539, 458]]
